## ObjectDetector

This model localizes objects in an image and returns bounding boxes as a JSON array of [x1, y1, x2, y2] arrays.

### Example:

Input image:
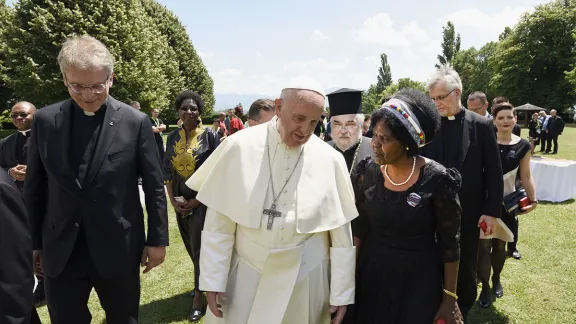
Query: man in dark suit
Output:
[[544, 109, 565, 154], [0, 167, 35, 324], [0, 102, 36, 192], [0, 101, 48, 311], [24, 35, 169, 324], [423, 65, 503, 323]]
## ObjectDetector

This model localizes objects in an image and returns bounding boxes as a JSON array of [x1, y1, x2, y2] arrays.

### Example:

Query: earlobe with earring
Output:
[[406, 147, 409, 151]]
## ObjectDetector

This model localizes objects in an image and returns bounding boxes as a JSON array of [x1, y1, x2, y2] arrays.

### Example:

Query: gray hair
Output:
[[57, 35, 114, 76], [468, 91, 487, 105], [425, 64, 463, 95], [330, 113, 365, 127]]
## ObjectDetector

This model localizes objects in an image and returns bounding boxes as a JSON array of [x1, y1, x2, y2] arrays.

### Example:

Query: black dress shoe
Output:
[[189, 304, 206, 322], [512, 250, 522, 260], [493, 280, 504, 298], [478, 288, 492, 308]]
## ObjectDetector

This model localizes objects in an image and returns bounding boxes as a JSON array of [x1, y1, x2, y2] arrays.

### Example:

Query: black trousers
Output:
[[156, 139, 165, 163], [457, 223, 480, 322], [539, 133, 547, 152], [45, 233, 140, 324], [546, 134, 559, 153], [176, 205, 207, 291]]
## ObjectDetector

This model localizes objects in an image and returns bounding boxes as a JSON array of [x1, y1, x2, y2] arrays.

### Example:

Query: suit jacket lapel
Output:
[[457, 110, 472, 171], [54, 100, 82, 193], [83, 97, 123, 188]]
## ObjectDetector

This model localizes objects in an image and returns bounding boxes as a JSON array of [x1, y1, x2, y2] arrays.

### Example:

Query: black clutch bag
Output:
[[503, 188, 528, 217]]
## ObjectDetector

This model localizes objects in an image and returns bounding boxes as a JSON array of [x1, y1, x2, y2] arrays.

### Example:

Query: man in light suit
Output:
[[24, 35, 169, 324]]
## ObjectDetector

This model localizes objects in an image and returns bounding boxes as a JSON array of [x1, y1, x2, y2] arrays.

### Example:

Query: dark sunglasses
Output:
[[11, 113, 30, 119]]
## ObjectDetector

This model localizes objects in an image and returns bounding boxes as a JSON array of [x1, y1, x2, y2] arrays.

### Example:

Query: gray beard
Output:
[[335, 138, 360, 152]]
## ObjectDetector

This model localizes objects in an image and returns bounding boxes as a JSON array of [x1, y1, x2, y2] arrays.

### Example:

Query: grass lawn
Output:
[[35, 125, 576, 324], [531, 124, 576, 161]]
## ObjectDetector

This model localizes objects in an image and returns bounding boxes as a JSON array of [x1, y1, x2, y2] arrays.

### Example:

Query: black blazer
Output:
[[0, 168, 34, 324], [24, 96, 169, 278], [0, 132, 28, 192], [421, 109, 503, 228], [547, 116, 565, 136], [0, 132, 20, 168]]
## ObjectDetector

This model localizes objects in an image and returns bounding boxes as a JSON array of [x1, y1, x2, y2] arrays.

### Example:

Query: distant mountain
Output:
[[214, 93, 275, 112]]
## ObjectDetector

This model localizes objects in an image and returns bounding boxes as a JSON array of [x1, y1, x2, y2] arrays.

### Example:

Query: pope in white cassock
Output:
[[186, 78, 358, 324]]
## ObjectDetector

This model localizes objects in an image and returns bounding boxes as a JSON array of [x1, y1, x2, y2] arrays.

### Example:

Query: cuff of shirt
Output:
[[329, 247, 355, 306], [199, 230, 235, 293]]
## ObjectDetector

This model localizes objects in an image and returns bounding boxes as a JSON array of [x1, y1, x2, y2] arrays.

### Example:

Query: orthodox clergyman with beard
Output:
[[327, 89, 373, 173]]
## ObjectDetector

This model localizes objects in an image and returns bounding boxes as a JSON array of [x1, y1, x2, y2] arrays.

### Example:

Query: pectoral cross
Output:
[[263, 203, 282, 230]]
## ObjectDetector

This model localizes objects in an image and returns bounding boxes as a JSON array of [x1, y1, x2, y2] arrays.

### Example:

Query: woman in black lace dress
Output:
[[351, 89, 463, 323]]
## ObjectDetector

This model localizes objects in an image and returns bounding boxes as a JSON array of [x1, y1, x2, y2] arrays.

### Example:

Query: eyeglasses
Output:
[[11, 113, 30, 119], [66, 75, 110, 94], [431, 89, 455, 102]]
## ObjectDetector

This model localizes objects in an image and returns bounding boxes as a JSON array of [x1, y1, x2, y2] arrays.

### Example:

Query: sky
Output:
[[155, 0, 550, 98], [6, 0, 553, 107]]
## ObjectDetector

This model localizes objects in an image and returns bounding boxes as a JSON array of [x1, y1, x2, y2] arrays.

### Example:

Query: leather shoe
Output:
[[493, 280, 504, 298], [189, 307, 204, 322], [512, 250, 522, 260], [478, 288, 492, 308]]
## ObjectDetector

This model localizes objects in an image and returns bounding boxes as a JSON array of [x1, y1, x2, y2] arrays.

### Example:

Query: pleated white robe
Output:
[[187, 118, 357, 324]]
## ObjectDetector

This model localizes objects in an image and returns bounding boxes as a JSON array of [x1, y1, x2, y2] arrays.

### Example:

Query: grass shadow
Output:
[[468, 302, 511, 324], [138, 292, 193, 324], [540, 198, 575, 206]]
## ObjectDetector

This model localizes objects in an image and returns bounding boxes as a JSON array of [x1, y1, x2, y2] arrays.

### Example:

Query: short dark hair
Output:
[[371, 89, 440, 157], [174, 90, 204, 114], [248, 99, 274, 121], [492, 96, 509, 106], [468, 91, 487, 105], [492, 102, 515, 117]]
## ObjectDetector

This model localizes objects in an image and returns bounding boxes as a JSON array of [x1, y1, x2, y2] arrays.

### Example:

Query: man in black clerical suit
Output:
[[326, 88, 373, 173], [0, 102, 36, 192], [0, 101, 47, 310], [24, 35, 169, 324], [423, 65, 503, 323], [544, 109, 565, 154], [0, 167, 35, 324]]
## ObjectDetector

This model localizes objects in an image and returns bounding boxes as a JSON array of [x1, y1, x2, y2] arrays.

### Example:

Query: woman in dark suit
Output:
[[527, 112, 542, 155]]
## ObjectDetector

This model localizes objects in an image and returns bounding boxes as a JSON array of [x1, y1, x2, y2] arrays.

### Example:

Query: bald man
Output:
[[544, 109, 565, 154], [0, 102, 44, 322], [0, 101, 37, 192]]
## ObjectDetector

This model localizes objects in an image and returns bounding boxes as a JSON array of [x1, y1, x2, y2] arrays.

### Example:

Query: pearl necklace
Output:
[[383, 157, 417, 186]]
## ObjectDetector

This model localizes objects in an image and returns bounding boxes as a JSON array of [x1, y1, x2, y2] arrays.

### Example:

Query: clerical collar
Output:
[[443, 108, 465, 121], [19, 130, 31, 137], [72, 97, 109, 117]]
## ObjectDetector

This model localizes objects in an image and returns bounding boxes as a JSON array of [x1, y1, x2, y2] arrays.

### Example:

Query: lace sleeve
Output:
[[350, 157, 374, 240], [432, 167, 462, 263]]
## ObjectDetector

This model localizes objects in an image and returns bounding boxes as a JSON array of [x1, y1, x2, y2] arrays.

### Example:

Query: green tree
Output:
[[566, 31, 576, 96], [490, 0, 576, 111], [140, 0, 214, 117], [375, 53, 392, 94], [453, 42, 498, 104], [436, 21, 461, 68], [380, 78, 425, 101], [0, 0, 14, 112], [362, 84, 381, 114], [5, 0, 184, 112]]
